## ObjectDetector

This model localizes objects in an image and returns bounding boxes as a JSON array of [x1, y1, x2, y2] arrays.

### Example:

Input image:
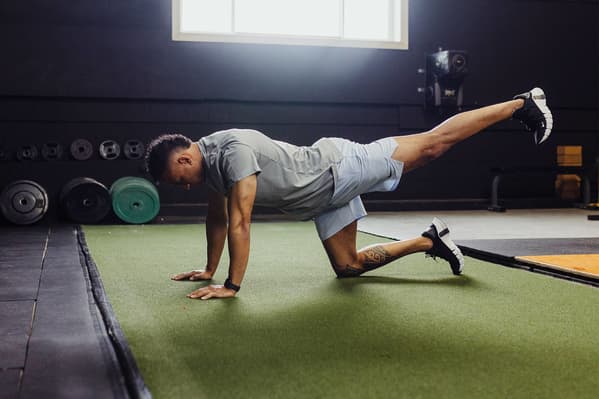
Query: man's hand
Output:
[[171, 270, 213, 281], [187, 284, 237, 300]]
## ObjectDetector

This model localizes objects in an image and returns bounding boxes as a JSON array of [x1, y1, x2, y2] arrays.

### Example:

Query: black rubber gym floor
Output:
[[0, 226, 129, 399]]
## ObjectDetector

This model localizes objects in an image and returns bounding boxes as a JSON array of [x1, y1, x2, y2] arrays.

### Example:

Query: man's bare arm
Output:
[[225, 174, 256, 287], [187, 175, 257, 299], [171, 190, 228, 281], [205, 189, 228, 276]]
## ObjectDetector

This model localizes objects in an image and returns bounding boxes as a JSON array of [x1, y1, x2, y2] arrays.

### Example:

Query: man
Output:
[[145, 88, 552, 300]]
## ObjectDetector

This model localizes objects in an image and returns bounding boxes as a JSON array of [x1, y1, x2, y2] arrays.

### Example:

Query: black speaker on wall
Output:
[[425, 49, 469, 108]]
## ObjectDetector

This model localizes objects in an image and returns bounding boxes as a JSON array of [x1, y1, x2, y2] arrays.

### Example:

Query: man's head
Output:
[[145, 134, 203, 187]]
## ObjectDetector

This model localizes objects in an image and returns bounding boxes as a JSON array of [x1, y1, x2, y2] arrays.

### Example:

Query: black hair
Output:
[[144, 134, 193, 182]]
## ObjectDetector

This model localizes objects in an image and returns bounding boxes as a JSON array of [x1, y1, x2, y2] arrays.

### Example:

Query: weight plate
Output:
[[0, 180, 49, 225], [70, 139, 94, 161], [110, 177, 160, 224], [99, 140, 121, 160], [0, 146, 8, 161], [123, 140, 145, 160], [16, 145, 39, 161], [60, 177, 111, 224], [41, 142, 64, 161]]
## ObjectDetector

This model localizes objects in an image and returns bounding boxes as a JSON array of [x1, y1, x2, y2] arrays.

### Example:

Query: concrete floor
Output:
[[358, 208, 599, 241]]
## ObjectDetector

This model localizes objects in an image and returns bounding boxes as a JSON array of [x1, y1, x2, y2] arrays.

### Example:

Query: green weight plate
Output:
[[110, 177, 159, 224], [110, 177, 149, 200], [109, 176, 138, 193]]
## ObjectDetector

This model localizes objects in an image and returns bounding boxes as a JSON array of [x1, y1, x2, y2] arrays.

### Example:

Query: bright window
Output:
[[180, 0, 232, 33], [173, 0, 409, 50]]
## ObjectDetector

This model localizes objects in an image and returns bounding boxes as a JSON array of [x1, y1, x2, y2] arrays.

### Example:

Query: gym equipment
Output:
[[123, 140, 145, 160], [489, 166, 592, 212], [110, 177, 160, 224], [99, 140, 121, 160], [41, 142, 64, 161], [584, 155, 599, 211], [0, 146, 8, 161], [16, 145, 39, 161], [60, 177, 111, 224], [70, 139, 94, 161], [0, 180, 49, 225], [425, 49, 469, 108]]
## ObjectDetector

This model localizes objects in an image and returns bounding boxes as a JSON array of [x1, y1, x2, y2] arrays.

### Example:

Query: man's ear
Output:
[[176, 153, 193, 165]]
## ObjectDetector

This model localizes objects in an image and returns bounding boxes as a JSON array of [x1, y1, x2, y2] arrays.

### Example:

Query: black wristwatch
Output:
[[224, 278, 241, 292]]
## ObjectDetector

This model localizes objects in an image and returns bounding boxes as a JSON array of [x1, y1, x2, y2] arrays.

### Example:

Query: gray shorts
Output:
[[314, 137, 404, 240]]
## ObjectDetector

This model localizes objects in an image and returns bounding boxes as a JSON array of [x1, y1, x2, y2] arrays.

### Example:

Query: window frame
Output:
[[172, 0, 409, 50]]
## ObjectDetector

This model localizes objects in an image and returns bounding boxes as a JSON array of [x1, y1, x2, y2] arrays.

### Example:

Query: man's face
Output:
[[161, 150, 202, 190]]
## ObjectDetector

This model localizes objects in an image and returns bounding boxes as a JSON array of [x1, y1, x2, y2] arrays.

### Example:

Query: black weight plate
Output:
[[0, 146, 8, 161], [41, 142, 64, 161], [60, 177, 111, 224], [0, 180, 49, 225], [70, 139, 94, 161], [16, 145, 39, 161], [123, 140, 145, 160], [99, 140, 121, 160]]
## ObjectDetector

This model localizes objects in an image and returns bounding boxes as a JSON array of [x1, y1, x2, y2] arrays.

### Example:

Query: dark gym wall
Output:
[[1, 0, 598, 221]]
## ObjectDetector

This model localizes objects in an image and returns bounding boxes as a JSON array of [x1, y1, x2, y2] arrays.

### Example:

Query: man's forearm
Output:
[[205, 216, 227, 274], [226, 222, 251, 286], [224, 174, 256, 292]]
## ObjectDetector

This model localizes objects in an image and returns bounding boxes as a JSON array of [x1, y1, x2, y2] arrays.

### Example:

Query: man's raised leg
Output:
[[391, 88, 552, 172], [391, 99, 524, 172]]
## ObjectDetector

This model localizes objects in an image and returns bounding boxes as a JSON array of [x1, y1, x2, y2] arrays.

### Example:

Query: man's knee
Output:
[[421, 133, 449, 161], [333, 264, 363, 278], [330, 254, 364, 278], [392, 134, 448, 172]]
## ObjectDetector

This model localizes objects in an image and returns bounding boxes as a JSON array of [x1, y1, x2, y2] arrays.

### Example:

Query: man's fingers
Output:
[[171, 270, 202, 281], [187, 288, 207, 299], [200, 292, 215, 300], [189, 273, 203, 281], [171, 271, 193, 280], [186, 285, 232, 300]]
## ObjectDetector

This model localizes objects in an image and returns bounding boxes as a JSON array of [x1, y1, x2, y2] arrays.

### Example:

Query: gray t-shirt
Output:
[[197, 129, 342, 220]]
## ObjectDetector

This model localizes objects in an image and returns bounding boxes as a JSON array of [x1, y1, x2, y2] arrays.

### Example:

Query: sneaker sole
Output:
[[431, 217, 464, 275], [530, 87, 553, 144]]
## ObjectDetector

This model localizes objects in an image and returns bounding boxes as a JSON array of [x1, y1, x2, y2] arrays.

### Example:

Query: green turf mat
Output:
[[84, 222, 599, 399]]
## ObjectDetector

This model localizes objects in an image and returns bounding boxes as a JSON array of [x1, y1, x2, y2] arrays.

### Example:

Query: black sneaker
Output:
[[512, 87, 553, 144], [422, 218, 464, 275]]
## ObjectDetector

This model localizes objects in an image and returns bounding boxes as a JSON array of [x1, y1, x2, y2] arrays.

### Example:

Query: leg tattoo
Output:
[[328, 235, 433, 278], [336, 245, 401, 278], [361, 245, 400, 270]]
